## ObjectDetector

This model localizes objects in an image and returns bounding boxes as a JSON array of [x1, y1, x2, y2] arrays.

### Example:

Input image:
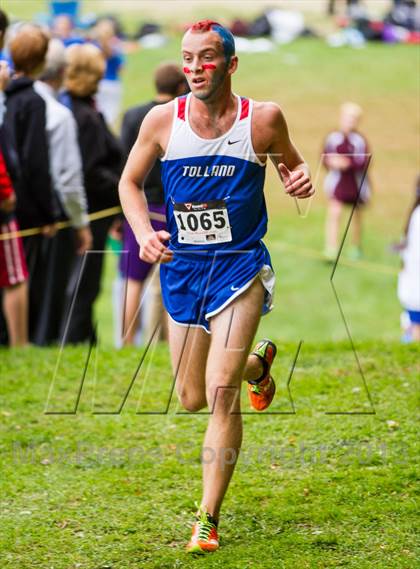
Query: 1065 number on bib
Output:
[[173, 199, 232, 244]]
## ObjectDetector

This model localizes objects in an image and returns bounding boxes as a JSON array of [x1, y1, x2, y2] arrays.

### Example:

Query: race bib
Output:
[[173, 199, 232, 244]]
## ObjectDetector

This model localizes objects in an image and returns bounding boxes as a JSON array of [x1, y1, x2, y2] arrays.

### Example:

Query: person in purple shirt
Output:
[[323, 102, 371, 261]]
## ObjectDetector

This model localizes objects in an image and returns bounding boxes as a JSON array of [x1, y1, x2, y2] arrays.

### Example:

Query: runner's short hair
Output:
[[154, 62, 187, 95], [188, 19, 235, 62], [9, 25, 49, 75], [65, 43, 105, 97]]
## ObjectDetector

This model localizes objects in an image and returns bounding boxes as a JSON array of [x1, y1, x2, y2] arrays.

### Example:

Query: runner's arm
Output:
[[266, 104, 314, 199]]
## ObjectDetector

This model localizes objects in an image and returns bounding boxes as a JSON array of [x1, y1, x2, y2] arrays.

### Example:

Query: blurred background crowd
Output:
[[0, 0, 418, 349]]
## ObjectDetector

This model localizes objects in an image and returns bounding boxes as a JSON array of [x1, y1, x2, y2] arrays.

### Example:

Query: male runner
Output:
[[119, 20, 313, 554]]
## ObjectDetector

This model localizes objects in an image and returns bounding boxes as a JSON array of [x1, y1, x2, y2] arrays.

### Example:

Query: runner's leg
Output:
[[168, 318, 210, 412], [201, 278, 264, 520]]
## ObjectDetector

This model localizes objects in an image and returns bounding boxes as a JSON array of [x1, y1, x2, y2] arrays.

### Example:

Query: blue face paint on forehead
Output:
[[211, 24, 235, 62]]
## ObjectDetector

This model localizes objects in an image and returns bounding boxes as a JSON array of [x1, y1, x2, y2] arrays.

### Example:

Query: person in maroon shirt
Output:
[[323, 102, 371, 261]]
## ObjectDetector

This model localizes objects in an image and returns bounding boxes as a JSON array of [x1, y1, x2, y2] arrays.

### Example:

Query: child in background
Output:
[[323, 102, 371, 261]]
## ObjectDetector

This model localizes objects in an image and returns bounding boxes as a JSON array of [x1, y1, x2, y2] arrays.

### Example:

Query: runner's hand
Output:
[[139, 230, 173, 263], [279, 163, 314, 199]]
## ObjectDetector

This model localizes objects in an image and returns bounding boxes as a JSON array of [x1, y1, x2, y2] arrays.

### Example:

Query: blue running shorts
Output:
[[160, 241, 275, 333]]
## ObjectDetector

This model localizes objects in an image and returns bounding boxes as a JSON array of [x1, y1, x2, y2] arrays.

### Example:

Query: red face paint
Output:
[[183, 63, 216, 74]]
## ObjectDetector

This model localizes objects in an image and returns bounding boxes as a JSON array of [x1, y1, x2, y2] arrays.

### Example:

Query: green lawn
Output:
[[1, 342, 419, 568]]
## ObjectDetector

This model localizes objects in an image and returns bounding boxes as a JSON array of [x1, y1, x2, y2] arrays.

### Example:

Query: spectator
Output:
[[322, 102, 371, 261], [33, 38, 92, 344], [93, 18, 125, 125], [0, 9, 8, 130], [119, 62, 187, 345], [0, 9, 8, 103], [52, 14, 84, 47], [4, 25, 56, 231], [0, 10, 28, 347], [3, 24, 58, 341], [60, 43, 123, 344], [0, 143, 29, 348], [328, 0, 361, 16], [0, 9, 8, 63], [398, 176, 420, 342]]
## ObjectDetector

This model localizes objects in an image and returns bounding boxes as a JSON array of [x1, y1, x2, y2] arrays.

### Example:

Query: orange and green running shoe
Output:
[[247, 339, 277, 411], [186, 506, 219, 554]]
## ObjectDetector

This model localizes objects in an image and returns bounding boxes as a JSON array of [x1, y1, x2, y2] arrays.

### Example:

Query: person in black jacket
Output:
[[4, 25, 56, 231], [60, 43, 123, 344], [3, 25, 58, 342]]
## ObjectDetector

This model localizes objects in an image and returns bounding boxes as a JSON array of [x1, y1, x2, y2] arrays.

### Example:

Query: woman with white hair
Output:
[[60, 43, 123, 344]]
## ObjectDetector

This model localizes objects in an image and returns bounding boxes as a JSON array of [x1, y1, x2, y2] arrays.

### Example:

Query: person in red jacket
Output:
[[0, 134, 29, 347], [0, 10, 28, 346]]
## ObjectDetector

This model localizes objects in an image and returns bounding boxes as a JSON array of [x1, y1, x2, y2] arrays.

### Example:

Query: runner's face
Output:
[[181, 31, 232, 100]]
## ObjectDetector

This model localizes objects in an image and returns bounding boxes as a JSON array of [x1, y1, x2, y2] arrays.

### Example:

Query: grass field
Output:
[[1, 342, 419, 568], [1, 1, 419, 567]]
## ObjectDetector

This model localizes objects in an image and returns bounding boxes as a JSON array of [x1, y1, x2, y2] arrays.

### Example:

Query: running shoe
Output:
[[186, 505, 219, 554], [247, 339, 277, 411]]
